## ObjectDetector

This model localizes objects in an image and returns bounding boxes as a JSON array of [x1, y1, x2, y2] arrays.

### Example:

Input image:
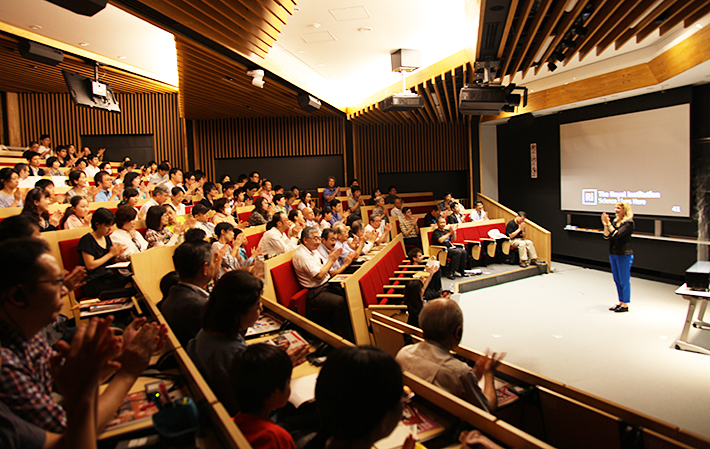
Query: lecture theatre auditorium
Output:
[[1, 0, 710, 448]]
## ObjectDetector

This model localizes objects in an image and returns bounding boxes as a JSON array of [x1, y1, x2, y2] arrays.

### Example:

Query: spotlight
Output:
[[501, 105, 516, 113], [547, 61, 558, 72], [246, 69, 265, 88]]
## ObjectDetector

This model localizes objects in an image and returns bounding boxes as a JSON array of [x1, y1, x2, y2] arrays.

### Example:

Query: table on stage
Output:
[[674, 284, 710, 355]]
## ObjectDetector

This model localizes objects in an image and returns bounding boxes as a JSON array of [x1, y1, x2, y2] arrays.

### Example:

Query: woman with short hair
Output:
[[144, 205, 185, 248]]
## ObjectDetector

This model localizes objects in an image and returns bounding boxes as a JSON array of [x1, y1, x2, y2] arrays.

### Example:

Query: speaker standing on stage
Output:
[[602, 202, 634, 313]]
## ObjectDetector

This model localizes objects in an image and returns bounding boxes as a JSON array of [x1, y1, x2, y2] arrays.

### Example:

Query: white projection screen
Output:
[[560, 104, 690, 217]]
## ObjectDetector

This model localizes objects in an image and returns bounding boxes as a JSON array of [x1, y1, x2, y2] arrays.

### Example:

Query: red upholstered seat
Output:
[[359, 271, 379, 306], [270, 261, 309, 315], [238, 211, 252, 223], [58, 238, 87, 300], [185, 205, 194, 215], [244, 231, 264, 257], [136, 227, 148, 237]]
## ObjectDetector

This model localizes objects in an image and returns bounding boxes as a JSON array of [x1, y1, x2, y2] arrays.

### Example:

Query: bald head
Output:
[[303, 207, 315, 221], [419, 299, 463, 345]]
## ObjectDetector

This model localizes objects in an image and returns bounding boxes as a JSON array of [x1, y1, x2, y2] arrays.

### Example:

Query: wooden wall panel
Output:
[[353, 122, 469, 192], [16, 92, 184, 168], [193, 116, 346, 180]]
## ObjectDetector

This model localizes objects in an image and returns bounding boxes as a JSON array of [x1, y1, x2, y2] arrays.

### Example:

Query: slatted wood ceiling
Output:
[[18, 92, 185, 168], [0, 33, 176, 94], [192, 116, 346, 180], [353, 122, 470, 193], [177, 36, 344, 120]]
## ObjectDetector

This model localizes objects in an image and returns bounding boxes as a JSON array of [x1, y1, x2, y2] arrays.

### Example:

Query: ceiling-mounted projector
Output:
[[458, 83, 527, 116], [380, 92, 424, 111]]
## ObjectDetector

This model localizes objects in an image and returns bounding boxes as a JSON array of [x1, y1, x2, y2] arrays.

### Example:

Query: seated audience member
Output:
[[259, 212, 301, 259], [399, 207, 422, 249], [191, 203, 215, 237], [304, 346, 404, 449], [160, 240, 220, 346], [139, 184, 170, 218], [368, 187, 381, 206], [408, 248, 443, 299], [73, 158, 88, 172], [124, 171, 149, 200], [34, 179, 58, 205], [320, 207, 333, 230], [244, 181, 259, 204], [159, 271, 180, 303], [84, 154, 101, 179], [432, 217, 467, 280], [302, 206, 319, 229], [469, 200, 489, 222], [449, 202, 465, 224], [167, 187, 186, 215], [390, 197, 405, 220], [438, 192, 454, 210], [119, 187, 140, 212], [187, 271, 263, 414], [298, 190, 314, 211], [0, 238, 167, 433], [290, 185, 300, 199], [21, 188, 63, 232], [347, 186, 365, 218], [348, 220, 375, 255], [423, 204, 444, 227], [218, 173, 231, 186], [273, 193, 287, 215], [212, 197, 238, 227], [14, 164, 30, 184], [323, 176, 341, 207], [364, 214, 392, 245], [222, 181, 237, 209], [0, 167, 23, 208], [55, 145, 68, 167], [288, 209, 306, 240], [234, 188, 247, 207], [332, 223, 363, 264], [145, 205, 186, 248], [78, 208, 131, 297], [24, 151, 45, 176], [64, 170, 90, 204], [396, 299, 504, 412], [506, 211, 539, 267], [384, 185, 399, 204], [372, 196, 387, 220], [401, 264, 443, 328], [231, 344, 295, 449], [292, 226, 354, 341], [110, 205, 149, 264], [328, 199, 349, 226], [45, 156, 64, 176], [93, 171, 122, 202], [60, 196, 91, 230], [237, 173, 248, 184], [317, 228, 357, 274], [0, 215, 41, 241], [283, 191, 296, 213], [99, 161, 113, 175], [148, 162, 169, 185], [164, 167, 183, 190], [273, 185, 285, 195], [260, 179, 274, 202], [200, 182, 219, 210], [212, 223, 249, 279], [249, 171, 260, 185], [249, 196, 273, 227]]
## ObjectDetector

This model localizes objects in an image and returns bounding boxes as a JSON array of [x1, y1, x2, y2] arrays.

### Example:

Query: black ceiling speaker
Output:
[[45, 0, 108, 16], [18, 40, 64, 66]]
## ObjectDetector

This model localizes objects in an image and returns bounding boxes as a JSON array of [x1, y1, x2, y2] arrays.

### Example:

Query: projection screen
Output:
[[560, 103, 690, 217]]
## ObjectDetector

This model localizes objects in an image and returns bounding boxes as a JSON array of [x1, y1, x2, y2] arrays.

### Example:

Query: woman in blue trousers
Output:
[[602, 202, 634, 312]]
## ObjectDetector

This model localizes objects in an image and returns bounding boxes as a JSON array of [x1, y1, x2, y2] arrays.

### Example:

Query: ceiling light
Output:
[[297, 50, 307, 54], [316, 63, 324, 67], [547, 61, 557, 72], [697, 23, 703, 29], [294, 6, 300, 12], [358, 27, 373, 32], [29, 25, 42, 30], [247, 69, 265, 88], [117, 55, 127, 60], [309, 23, 321, 29], [79, 42, 90, 47]]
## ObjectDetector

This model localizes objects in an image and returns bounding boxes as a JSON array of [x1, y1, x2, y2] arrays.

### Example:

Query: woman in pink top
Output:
[[61, 196, 91, 230]]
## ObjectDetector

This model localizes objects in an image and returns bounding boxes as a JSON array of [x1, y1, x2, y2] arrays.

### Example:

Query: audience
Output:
[[21, 188, 63, 232], [469, 200, 489, 222], [316, 228, 358, 275], [45, 156, 64, 176], [506, 211, 539, 268], [110, 205, 148, 263], [260, 179, 273, 202], [230, 344, 295, 449], [298, 190, 314, 211], [145, 205, 185, 248], [167, 186, 186, 215], [0, 167, 23, 208], [149, 162, 169, 185], [77, 208, 130, 297], [64, 170, 90, 203], [423, 204, 443, 227], [139, 184, 170, 218], [249, 196, 272, 226], [211, 197, 238, 227], [347, 186, 365, 218], [124, 172, 149, 200], [24, 151, 45, 176], [364, 214, 392, 245], [191, 203, 215, 237], [432, 216, 467, 280], [60, 196, 91, 230], [160, 240, 221, 346], [384, 185, 399, 204], [258, 212, 301, 259], [84, 154, 101, 179], [396, 299, 504, 413], [212, 223, 249, 279], [200, 181, 219, 210], [323, 176, 341, 207], [399, 206, 422, 249], [408, 248, 444, 299], [93, 171, 122, 202], [304, 346, 403, 449]]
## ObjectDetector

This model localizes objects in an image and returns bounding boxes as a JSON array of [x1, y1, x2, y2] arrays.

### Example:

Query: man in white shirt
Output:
[[149, 163, 169, 185], [163, 168, 183, 190], [469, 200, 489, 222], [302, 207, 321, 231], [292, 226, 356, 341], [364, 214, 392, 245], [259, 212, 301, 259], [316, 228, 358, 273], [84, 154, 101, 179], [37, 134, 51, 158], [139, 184, 170, 218], [390, 197, 405, 221]]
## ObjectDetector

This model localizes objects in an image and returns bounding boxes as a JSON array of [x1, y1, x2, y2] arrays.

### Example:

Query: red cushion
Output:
[[271, 261, 307, 310], [238, 211, 252, 223], [359, 272, 379, 307], [59, 238, 86, 299], [244, 231, 264, 257], [136, 227, 148, 237], [185, 205, 194, 215]]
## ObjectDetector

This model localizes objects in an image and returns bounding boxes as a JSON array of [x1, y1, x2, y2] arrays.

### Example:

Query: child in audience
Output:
[[192, 203, 216, 237], [231, 344, 295, 449], [0, 167, 23, 208], [61, 196, 91, 230]]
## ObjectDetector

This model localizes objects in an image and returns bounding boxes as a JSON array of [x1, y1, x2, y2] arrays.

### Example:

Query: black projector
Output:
[[685, 261, 710, 291], [380, 93, 424, 111]]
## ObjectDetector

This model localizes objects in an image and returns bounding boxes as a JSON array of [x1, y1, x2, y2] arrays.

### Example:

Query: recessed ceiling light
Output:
[[316, 63, 324, 67], [309, 23, 321, 29], [117, 55, 127, 60], [297, 50, 307, 54], [572, 77, 576, 80], [29, 25, 42, 30], [294, 6, 300, 12], [530, 89, 534, 93], [358, 27, 373, 32], [697, 23, 703, 29], [78, 42, 90, 47]]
